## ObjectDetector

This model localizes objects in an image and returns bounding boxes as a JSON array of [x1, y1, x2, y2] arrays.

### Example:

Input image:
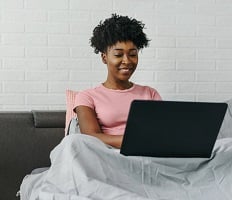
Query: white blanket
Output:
[[20, 134, 232, 200]]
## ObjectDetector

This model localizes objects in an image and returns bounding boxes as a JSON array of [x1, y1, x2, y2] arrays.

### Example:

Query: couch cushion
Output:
[[65, 89, 78, 135]]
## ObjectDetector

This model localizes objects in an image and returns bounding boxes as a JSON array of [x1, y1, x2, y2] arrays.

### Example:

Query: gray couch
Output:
[[0, 110, 66, 200]]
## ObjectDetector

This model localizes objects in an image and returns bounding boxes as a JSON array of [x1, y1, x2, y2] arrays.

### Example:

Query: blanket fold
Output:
[[20, 134, 232, 200]]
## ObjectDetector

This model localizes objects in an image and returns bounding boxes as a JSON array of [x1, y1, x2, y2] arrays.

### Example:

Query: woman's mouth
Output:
[[118, 68, 134, 76], [118, 67, 133, 72], [120, 68, 130, 72]]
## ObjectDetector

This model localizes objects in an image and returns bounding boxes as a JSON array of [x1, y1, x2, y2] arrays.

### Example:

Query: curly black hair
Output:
[[90, 14, 150, 54]]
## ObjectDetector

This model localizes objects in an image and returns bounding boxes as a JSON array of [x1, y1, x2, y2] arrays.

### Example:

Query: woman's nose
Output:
[[122, 55, 130, 64]]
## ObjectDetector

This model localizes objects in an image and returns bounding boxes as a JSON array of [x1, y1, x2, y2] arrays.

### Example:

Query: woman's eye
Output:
[[114, 54, 123, 57]]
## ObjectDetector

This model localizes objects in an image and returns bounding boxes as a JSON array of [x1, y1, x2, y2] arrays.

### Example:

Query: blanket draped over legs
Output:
[[20, 134, 232, 200]]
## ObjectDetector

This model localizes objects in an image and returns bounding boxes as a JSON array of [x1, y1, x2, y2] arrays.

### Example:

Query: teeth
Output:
[[120, 69, 129, 72]]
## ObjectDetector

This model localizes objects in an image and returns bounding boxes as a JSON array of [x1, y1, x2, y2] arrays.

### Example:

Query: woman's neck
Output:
[[102, 81, 133, 90]]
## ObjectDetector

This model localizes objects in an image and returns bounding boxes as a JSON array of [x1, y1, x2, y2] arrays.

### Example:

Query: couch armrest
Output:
[[32, 110, 65, 128], [0, 110, 65, 200]]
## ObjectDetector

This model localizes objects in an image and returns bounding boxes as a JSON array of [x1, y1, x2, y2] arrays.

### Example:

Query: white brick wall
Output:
[[1, 0, 232, 110]]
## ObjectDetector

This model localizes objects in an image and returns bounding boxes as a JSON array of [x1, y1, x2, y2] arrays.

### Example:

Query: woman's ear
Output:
[[101, 53, 107, 64]]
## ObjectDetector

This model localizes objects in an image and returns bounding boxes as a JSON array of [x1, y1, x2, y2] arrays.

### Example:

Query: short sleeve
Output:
[[149, 87, 162, 100], [73, 91, 95, 111], [153, 90, 162, 100]]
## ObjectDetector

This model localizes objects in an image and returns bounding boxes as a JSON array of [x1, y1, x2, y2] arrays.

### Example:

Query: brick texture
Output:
[[1, 0, 232, 110]]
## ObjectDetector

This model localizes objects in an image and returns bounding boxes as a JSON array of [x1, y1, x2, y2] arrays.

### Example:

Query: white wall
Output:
[[1, 0, 232, 110]]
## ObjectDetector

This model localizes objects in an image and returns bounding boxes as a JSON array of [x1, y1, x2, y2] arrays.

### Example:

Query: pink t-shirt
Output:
[[74, 83, 161, 135]]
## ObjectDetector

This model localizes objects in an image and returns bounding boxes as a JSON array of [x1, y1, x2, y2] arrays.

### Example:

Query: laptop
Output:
[[120, 100, 228, 158]]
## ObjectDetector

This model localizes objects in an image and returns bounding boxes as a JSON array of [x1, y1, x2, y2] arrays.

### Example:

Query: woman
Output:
[[74, 14, 161, 149]]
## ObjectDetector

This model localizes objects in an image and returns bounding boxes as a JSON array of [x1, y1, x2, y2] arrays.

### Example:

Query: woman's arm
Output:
[[75, 105, 123, 149]]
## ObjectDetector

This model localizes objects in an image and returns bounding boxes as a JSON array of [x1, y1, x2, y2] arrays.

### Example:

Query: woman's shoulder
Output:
[[134, 83, 158, 92], [75, 85, 103, 108], [78, 85, 102, 94], [134, 83, 162, 100], [77, 85, 107, 100]]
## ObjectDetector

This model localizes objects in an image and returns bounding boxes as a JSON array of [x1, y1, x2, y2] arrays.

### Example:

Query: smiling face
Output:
[[101, 41, 138, 87]]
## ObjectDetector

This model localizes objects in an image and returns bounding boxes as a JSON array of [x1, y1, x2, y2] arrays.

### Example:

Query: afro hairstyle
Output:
[[90, 14, 150, 54]]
